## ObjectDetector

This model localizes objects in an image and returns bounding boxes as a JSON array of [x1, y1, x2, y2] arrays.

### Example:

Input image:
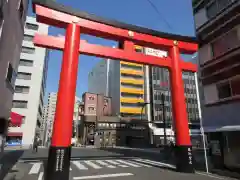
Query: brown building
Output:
[[79, 92, 150, 147], [0, 0, 28, 141], [193, 0, 240, 171]]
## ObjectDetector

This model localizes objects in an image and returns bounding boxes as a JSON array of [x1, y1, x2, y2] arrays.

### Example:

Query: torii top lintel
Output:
[[32, 0, 198, 71], [32, 0, 198, 53]]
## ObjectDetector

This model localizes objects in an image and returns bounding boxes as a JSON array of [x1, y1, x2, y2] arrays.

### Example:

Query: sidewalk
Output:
[[0, 150, 25, 180], [112, 146, 163, 154], [111, 146, 239, 180]]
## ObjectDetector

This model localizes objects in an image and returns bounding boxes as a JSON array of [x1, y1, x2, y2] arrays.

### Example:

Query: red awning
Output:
[[7, 132, 23, 137], [10, 112, 23, 126]]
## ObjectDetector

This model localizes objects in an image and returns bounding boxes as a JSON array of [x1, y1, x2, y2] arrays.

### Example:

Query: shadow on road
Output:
[[0, 150, 24, 180]]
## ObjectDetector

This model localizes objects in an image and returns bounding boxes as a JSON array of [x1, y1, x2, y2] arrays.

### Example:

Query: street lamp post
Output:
[[138, 102, 150, 121]]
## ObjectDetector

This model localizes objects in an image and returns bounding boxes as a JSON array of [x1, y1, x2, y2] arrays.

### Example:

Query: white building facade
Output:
[[9, 16, 49, 146], [44, 92, 81, 146]]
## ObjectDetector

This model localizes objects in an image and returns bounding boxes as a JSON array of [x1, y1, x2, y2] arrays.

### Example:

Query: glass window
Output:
[[211, 28, 239, 58], [218, 0, 231, 11], [17, 72, 31, 80], [121, 103, 142, 107], [121, 93, 143, 98], [12, 100, 28, 108], [6, 63, 17, 89], [230, 77, 240, 96], [206, 1, 218, 19], [25, 23, 38, 30], [88, 96, 95, 100], [23, 35, 34, 41], [21, 47, 35, 54], [88, 107, 95, 112], [120, 73, 143, 79], [15, 86, 30, 93], [19, 59, 33, 66], [217, 82, 231, 99], [121, 64, 142, 70], [121, 83, 143, 89], [18, 0, 24, 18]]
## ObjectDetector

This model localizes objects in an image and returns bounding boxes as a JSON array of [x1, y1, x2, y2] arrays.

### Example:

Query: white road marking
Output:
[[70, 166, 72, 171], [196, 172, 225, 180], [29, 162, 42, 174], [95, 160, 116, 168], [84, 161, 102, 169], [73, 173, 134, 180], [130, 160, 152, 167], [38, 172, 44, 180], [72, 161, 88, 170], [104, 160, 128, 167], [134, 159, 175, 168], [115, 160, 141, 167]]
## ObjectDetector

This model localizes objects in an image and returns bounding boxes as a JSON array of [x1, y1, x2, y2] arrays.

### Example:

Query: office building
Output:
[[44, 92, 81, 146], [144, 47, 200, 145], [88, 46, 201, 146], [0, 0, 28, 150], [9, 16, 49, 146], [40, 104, 48, 144], [193, 0, 240, 170], [88, 46, 145, 118], [79, 92, 150, 147], [88, 59, 110, 96]]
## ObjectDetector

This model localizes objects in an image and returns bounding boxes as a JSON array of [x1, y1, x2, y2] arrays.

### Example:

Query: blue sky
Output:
[[28, 0, 195, 101]]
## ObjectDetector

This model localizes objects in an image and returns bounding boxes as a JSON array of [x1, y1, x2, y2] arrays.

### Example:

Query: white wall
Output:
[[11, 16, 49, 146], [44, 93, 81, 145]]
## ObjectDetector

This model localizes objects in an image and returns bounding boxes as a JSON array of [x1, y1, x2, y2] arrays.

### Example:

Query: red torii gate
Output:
[[32, 0, 198, 179]]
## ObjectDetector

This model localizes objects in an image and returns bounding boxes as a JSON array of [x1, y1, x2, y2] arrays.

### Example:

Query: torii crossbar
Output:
[[32, 0, 198, 179]]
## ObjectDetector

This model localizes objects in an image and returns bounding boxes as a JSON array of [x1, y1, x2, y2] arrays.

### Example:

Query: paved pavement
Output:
[[0, 147, 237, 180]]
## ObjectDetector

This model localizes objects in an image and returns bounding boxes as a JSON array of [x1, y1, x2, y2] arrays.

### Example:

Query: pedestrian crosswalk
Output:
[[26, 158, 160, 175], [24, 158, 176, 176]]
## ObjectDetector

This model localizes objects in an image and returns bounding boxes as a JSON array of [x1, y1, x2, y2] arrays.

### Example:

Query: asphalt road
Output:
[[1, 147, 234, 180]]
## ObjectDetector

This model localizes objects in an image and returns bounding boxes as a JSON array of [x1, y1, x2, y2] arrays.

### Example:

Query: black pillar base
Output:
[[45, 146, 72, 180], [174, 145, 195, 173]]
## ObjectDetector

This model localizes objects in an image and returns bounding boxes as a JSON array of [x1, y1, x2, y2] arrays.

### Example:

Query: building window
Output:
[[230, 77, 240, 96], [121, 93, 143, 99], [25, 23, 38, 30], [217, 82, 231, 99], [88, 96, 95, 100], [19, 59, 33, 66], [17, 72, 31, 80], [15, 86, 30, 94], [206, 1, 218, 19], [121, 83, 143, 89], [23, 35, 34, 41], [21, 47, 35, 54], [88, 107, 95, 112], [18, 0, 24, 18], [6, 63, 17, 89], [0, 0, 4, 36], [206, 0, 232, 19], [211, 27, 239, 58], [121, 74, 143, 79], [121, 64, 142, 70], [121, 103, 142, 107], [12, 100, 28, 108]]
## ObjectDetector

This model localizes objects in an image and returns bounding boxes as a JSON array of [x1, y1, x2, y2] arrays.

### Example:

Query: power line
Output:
[[144, 0, 174, 31]]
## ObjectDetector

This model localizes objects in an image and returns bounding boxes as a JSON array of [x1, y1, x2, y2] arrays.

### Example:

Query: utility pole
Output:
[[161, 93, 167, 147]]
